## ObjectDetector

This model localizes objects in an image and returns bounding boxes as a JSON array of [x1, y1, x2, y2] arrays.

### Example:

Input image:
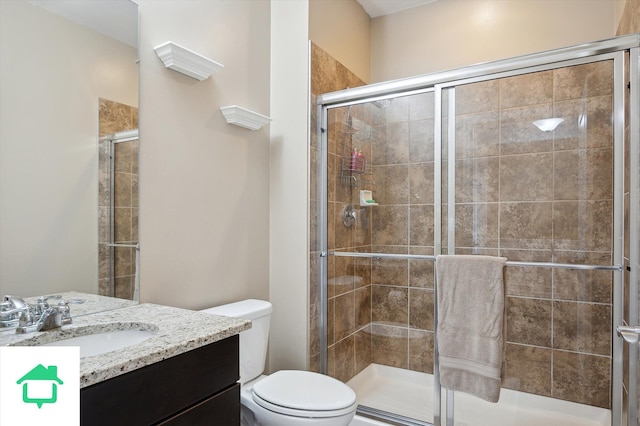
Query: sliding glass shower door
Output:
[[317, 35, 638, 426], [321, 92, 439, 423], [439, 56, 621, 426]]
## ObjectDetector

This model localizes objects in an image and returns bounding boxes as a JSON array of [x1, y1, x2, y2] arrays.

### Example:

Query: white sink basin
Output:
[[35, 327, 156, 358]]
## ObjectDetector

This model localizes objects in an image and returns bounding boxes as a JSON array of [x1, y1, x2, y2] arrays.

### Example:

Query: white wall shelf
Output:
[[154, 41, 223, 81], [220, 105, 271, 131]]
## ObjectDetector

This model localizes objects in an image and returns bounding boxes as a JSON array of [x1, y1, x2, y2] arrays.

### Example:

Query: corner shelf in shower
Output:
[[154, 41, 224, 81]]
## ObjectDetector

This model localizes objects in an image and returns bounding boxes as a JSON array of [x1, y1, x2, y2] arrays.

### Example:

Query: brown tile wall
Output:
[[368, 93, 437, 377], [311, 45, 617, 410], [309, 43, 368, 377], [454, 62, 614, 409], [98, 98, 139, 300]]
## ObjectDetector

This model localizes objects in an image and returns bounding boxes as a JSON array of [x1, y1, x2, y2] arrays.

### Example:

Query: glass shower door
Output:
[[322, 92, 439, 424], [442, 56, 623, 426], [317, 36, 638, 426]]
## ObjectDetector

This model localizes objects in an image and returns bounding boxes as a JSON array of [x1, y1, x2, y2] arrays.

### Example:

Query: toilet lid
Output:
[[252, 370, 357, 415]]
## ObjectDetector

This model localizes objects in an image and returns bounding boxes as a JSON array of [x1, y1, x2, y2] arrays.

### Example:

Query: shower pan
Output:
[[314, 34, 640, 426], [98, 129, 140, 302]]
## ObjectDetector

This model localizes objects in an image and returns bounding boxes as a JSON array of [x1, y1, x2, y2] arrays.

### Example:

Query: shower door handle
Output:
[[617, 325, 640, 344]]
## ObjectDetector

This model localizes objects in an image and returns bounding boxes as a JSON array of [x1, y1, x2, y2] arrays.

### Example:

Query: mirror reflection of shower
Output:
[[98, 129, 140, 301]]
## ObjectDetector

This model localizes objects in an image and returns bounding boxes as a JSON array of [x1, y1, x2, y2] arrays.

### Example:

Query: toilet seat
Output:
[[251, 370, 357, 418]]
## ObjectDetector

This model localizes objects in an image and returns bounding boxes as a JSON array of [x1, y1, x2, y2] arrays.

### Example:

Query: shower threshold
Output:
[[346, 364, 610, 426]]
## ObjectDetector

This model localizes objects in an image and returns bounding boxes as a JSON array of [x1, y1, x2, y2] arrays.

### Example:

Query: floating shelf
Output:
[[154, 41, 223, 81], [220, 105, 271, 131]]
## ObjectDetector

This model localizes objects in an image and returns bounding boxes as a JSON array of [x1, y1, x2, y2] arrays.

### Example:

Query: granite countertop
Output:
[[0, 303, 250, 388], [24, 291, 139, 317]]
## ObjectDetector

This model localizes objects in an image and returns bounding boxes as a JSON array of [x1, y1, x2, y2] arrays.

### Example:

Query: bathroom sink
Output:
[[41, 329, 156, 357], [12, 323, 157, 358]]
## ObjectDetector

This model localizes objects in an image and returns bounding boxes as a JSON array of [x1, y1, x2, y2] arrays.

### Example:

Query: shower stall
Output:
[[98, 129, 140, 301], [313, 35, 639, 425]]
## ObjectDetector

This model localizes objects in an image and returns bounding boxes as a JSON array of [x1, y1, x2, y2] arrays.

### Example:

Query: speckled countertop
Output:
[[23, 291, 139, 317], [0, 302, 250, 388]]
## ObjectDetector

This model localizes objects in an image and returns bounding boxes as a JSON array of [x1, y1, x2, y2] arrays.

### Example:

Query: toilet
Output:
[[200, 299, 358, 426]]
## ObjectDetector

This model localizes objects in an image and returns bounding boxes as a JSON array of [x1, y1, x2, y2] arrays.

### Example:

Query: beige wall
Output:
[[309, 0, 372, 83], [371, 0, 619, 82], [0, 0, 138, 297], [269, 0, 311, 373], [138, 0, 270, 309], [615, 0, 628, 24]]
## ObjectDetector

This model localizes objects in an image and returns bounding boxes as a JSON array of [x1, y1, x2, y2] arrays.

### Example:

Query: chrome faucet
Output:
[[0, 295, 72, 333], [0, 295, 29, 328], [16, 299, 72, 334]]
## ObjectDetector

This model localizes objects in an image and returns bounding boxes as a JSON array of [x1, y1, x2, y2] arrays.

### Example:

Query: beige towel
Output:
[[436, 255, 507, 403]]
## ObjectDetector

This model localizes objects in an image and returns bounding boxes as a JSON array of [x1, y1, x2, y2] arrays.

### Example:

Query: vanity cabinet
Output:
[[81, 335, 239, 425]]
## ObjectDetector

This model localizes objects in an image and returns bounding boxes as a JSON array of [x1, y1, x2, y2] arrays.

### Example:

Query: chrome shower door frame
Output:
[[317, 34, 640, 426], [435, 49, 626, 426], [627, 45, 640, 426]]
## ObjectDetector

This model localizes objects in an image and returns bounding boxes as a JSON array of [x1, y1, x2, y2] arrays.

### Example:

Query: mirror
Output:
[[0, 0, 139, 309]]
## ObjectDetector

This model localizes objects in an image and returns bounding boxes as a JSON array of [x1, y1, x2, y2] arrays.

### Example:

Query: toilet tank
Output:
[[200, 299, 272, 384]]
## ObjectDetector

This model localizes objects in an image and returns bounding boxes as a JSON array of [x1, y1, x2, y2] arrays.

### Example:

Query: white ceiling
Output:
[[29, 0, 138, 47], [357, 0, 440, 18], [29, 0, 436, 49]]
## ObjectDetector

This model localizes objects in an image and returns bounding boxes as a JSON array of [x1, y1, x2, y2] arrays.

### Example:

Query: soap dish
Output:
[[360, 190, 378, 206]]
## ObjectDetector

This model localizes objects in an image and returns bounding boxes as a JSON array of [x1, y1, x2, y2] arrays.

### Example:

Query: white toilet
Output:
[[200, 299, 358, 426]]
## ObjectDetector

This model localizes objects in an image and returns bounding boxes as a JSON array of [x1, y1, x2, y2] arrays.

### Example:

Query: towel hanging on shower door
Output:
[[435, 254, 507, 403]]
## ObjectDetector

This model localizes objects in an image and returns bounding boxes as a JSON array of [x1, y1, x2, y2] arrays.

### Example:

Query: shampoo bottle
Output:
[[350, 148, 358, 170]]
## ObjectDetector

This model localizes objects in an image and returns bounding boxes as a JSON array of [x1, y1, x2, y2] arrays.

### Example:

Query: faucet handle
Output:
[[14, 299, 72, 333], [34, 295, 66, 316], [0, 296, 30, 327], [18, 310, 35, 327], [3, 295, 26, 310], [35, 297, 49, 315], [57, 300, 72, 325]]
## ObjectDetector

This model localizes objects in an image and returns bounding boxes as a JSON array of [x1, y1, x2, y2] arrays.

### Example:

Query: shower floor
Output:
[[346, 364, 610, 426]]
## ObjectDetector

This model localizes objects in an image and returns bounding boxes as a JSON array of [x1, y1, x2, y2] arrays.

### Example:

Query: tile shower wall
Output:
[[98, 98, 139, 299], [310, 43, 437, 382], [368, 93, 436, 376], [453, 61, 614, 408], [309, 43, 370, 379], [312, 46, 616, 410]]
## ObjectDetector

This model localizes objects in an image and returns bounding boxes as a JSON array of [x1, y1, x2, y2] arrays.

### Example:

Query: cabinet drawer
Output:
[[158, 383, 240, 425], [81, 335, 239, 425]]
